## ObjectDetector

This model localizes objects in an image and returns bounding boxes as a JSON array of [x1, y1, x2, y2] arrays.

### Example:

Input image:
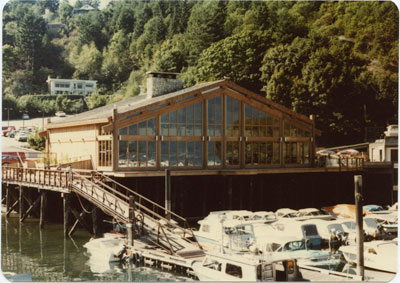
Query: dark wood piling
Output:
[[63, 193, 71, 237], [354, 175, 364, 279], [165, 169, 171, 220], [40, 191, 47, 229], [19, 185, 24, 222]]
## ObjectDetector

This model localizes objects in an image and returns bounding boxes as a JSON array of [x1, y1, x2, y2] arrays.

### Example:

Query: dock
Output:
[[2, 166, 396, 281]]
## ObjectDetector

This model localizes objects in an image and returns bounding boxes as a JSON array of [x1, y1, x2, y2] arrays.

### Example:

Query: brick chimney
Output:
[[146, 71, 183, 99]]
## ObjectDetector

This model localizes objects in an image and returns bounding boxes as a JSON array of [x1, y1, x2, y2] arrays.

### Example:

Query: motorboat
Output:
[[311, 219, 348, 248], [191, 249, 301, 281], [250, 211, 277, 222], [295, 208, 335, 221], [83, 232, 129, 263], [259, 235, 344, 271], [365, 213, 398, 235], [339, 240, 398, 273], [194, 210, 276, 250], [267, 219, 322, 250], [275, 208, 298, 218], [322, 204, 368, 219]]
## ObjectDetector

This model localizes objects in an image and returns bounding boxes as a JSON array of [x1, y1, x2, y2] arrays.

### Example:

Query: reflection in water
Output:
[[2, 216, 191, 281]]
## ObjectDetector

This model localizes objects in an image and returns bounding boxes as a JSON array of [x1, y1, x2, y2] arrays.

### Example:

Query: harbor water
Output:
[[1, 216, 191, 281]]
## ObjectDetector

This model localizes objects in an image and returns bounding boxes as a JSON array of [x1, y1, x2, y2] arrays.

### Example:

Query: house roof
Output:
[[78, 4, 95, 11], [47, 80, 221, 129], [46, 79, 315, 131]]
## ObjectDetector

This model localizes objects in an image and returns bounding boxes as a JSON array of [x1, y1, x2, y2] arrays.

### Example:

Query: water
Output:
[[1, 216, 191, 281]]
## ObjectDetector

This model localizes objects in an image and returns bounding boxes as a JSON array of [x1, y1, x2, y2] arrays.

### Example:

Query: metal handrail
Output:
[[93, 172, 191, 226]]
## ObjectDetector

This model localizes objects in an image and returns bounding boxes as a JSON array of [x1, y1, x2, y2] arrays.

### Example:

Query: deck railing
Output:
[[2, 166, 70, 190], [316, 157, 364, 170], [2, 166, 201, 253]]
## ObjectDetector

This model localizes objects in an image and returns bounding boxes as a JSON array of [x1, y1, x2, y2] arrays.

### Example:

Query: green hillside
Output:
[[2, 0, 398, 146]]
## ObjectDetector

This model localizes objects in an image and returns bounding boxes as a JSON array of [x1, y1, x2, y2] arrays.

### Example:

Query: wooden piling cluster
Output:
[[4, 184, 48, 228]]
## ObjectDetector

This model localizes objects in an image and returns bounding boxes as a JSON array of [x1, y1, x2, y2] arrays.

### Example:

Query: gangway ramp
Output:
[[2, 167, 203, 257]]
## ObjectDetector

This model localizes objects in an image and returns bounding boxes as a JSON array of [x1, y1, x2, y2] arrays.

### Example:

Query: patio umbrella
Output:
[[337, 149, 359, 155], [316, 149, 336, 156]]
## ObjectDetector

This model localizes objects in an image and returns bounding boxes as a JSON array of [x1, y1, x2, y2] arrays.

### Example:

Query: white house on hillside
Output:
[[46, 76, 97, 96], [369, 125, 398, 163]]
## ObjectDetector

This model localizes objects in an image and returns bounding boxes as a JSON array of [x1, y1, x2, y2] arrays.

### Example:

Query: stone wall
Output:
[[146, 76, 183, 99]]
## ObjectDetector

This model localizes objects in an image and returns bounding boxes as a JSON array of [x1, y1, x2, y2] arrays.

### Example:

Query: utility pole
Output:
[[354, 175, 364, 279], [6, 108, 13, 127]]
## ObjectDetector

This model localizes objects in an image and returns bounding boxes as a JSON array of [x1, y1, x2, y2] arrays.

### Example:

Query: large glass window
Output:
[[226, 141, 240, 166], [160, 102, 202, 136], [119, 140, 156, 167], [119, 118, 156, 136], [284, 142, 298, 164], [118, 117, 156, 168], [208, 141, 222, 166], [246, 142, 280, 166], [208, 96, 222, 137], [245, 104, 280, 137], [161, 141, 202, 167], [226, 96, 240, 137]]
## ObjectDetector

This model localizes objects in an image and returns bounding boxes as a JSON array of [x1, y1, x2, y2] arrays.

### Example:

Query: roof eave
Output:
[[47, 117, 112, 130]]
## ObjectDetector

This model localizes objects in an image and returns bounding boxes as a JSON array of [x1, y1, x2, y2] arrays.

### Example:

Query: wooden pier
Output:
[[2, 165, 395, 281]]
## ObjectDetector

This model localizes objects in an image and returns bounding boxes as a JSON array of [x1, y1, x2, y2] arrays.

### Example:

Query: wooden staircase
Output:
[[2, 166, 203, 257]]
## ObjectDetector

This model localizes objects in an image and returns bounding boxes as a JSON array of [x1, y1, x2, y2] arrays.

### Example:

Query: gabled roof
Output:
[[47, 79, 315, 130], [47, 80, 221, 129]]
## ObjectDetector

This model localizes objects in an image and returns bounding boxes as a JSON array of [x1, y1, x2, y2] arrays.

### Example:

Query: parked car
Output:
[[2, 126, 16, 136], [6, 130, 18, 138], [22, 113, 30, 120], [15, 132, 28, 142], [2, 155, 21, 166], [55, 111, 66, 117]]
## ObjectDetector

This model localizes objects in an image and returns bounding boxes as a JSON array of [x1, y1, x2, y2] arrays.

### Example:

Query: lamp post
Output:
[[20, 111, 27, 128], [5, 108, 13, 127], [39, 110, 45, 130]]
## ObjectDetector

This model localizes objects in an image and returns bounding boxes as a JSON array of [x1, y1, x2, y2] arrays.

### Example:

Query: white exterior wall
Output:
[[47, 77, 97, 96], [48, 125, 99, 168], [369, 140, 385, 162]]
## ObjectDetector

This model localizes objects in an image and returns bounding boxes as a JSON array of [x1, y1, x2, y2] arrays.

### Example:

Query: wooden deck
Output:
[[108, 166, 364, 177], [2, 166, 203, 257]]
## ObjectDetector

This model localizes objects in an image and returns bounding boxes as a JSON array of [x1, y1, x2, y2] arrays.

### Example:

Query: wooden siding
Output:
[[48, 124, 99, 167]]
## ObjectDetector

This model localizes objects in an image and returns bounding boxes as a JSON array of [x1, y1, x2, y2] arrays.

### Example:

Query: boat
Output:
[[250, 211, 278, 222], [267, 219, 322, 250], [321, 204, 368, 219], [295, 208, 335, 221], [365, 213, 398, 235], [191, 249, 301, 281], [194, 210, 276, 250], [258, 235, 344, 271], [83, 232, 129, 263], [339, 240, 398, 273], [311, 219, 348, 249], [275, 208, 298, 218]]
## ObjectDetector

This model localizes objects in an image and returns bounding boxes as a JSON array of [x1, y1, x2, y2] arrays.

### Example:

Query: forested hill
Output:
[[2, 0, 398, 146]]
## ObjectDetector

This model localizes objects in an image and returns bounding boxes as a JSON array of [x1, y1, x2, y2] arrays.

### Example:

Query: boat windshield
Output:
[[282, 240, 306, 251], [326, 223, 345, 233], [341, 221, 356, 230], [364, 218, 378, 228], [302, 225, 319, 236]]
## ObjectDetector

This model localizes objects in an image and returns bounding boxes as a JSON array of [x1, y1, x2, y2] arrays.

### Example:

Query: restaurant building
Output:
[[40, 72, 391, 217]]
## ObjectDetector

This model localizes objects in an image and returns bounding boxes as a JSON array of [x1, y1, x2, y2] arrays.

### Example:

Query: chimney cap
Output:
[[146, 71, 180, 79]]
